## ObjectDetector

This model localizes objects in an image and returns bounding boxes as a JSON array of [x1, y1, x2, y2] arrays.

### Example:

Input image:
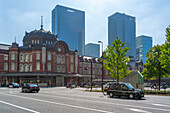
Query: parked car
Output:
[[151, 83, 157, 89], [66, 83, 77, 88], [161, 82, 168, 89], [1, 83, 7, 87], [107, 82, 144, 99], [8, 82, 19, 88], [22, 84, 40, 93], [80, 82, 87, 87]]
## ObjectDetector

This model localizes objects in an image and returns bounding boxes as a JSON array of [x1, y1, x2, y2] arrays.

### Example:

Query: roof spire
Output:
[[41, 16, 43, 30], [15, 36, 16, 43]]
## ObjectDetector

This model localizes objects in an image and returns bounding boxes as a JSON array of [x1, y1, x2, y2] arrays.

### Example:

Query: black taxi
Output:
[[107, 82, 144, 99]]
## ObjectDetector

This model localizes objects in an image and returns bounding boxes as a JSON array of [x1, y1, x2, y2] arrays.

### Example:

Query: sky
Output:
[[0, 0, 170, 50]]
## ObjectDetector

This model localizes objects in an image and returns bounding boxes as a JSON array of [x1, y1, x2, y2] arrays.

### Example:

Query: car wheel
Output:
[[129, 94, 134, 99], [36, 91, 39, 93], [109, 92, 114, 97]]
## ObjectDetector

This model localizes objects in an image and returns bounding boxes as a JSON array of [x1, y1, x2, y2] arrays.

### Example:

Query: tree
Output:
[[143, 45, 168, 90], [101, 36, 131, 82], [160, 26, 170, 74]]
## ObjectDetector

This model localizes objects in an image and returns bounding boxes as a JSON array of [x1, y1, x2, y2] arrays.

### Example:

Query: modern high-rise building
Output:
[[85, 43, 100, 58], [136, 35, 152, 64], [108, 12, 136, 58], [52, 5, 85, 55]]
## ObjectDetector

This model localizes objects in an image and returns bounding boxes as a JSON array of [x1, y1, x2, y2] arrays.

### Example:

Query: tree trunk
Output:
[[158, 76, 161, 90]]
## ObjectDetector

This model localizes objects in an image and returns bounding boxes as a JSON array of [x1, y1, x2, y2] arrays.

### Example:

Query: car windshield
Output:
[[13, 83, 18, 85], [125, 83, 135, 90], [29, 84, 38, 87]]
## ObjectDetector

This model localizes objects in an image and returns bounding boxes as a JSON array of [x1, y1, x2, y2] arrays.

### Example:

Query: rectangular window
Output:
[[70, 64, 74, 73], [4, 55, 8, 60], [11, 62, 15, 70], [4, 63, 8, 71], [36, 62, 40, 70], [70, 55, 74, 63], [48, 53, 51, 60], [36, 52, 40, 60], [47, 62, 51, 71], [11, 53, 15, 60]]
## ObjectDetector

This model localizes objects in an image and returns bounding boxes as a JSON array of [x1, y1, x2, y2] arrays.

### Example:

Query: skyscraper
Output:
[[85, 43, 100, 58], [108, 12, 136, 58], [52, 5, 85, 55], [136, 35, 152, 64]]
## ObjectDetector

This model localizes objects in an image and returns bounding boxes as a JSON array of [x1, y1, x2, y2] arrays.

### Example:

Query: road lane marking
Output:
[[33, 93, 170, 112], [153, 104, 170, 107], [1, 93, 113, 113], [0, 100, 40, 113], [128, 108, 152, 113]]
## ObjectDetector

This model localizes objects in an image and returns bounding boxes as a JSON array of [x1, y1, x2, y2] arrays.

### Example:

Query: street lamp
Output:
[[90, 59, 93, 91], [98, 41, 104, 92]]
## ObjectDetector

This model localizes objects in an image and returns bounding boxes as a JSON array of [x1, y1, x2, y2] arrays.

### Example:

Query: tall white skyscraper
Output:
[[52, 5, 85, 55], [108, 12, 136, 58]]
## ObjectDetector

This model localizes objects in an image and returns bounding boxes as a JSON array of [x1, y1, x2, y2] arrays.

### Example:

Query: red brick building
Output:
[[0, 27, 107, 87]]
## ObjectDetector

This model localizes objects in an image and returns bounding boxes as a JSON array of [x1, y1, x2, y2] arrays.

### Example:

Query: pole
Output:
[[101, 42, 103, 92], [91, 59, 93, 91]]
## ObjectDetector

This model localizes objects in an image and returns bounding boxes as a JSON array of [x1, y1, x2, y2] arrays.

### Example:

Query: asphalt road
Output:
[[0, 87, 170, 113]]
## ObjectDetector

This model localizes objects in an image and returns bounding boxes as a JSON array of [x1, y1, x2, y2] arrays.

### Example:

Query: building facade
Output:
[[0, 27, 106, 87], [136, 35, 152, 64], [108, 12, 136, 58], [85, 43, 100, 58], [52, 5, 85, 55]]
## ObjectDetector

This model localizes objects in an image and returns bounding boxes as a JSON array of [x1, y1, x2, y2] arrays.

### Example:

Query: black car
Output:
[[8, 82, 19, 88], [22, 84, 40, 93], [107, 82, 144, 99]]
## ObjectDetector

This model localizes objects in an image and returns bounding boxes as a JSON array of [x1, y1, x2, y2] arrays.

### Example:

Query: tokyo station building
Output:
[[0, 26, 107, 87]]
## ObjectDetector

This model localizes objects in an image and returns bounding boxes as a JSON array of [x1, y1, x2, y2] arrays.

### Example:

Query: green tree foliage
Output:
[[160, 26, 170, 73], [143, 45, 168, 90], [101, 36, 131, 82]]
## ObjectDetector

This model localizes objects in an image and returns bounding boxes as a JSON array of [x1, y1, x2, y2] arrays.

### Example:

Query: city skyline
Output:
[[0, 0, 170, 51]]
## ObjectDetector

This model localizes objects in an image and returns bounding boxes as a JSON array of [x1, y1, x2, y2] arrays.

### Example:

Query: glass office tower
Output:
[[85, 43, 100, 58], [136, 35, 152, 64], [52, 5, 85, 55], [108, 12, 136, 58]]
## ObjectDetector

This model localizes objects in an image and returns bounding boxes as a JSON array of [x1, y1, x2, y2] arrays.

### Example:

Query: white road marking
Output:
[[1, 93, 113, 113], [153, 104, 170, 107], [33, 93, 170, 112], [0, 100, 40, 113], [128, 108, 152, 113]]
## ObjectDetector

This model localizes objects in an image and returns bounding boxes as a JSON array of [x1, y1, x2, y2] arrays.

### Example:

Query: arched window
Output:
[[26, 54, 29, 62], [57, 65, 61, 72], [29, 65, 32, 72], [29, 54, 32, 62], [20, 54, 24, 62], [24, 65, 28, 72], [61, 56, 65, 64], [62, 65, 65, 72], [19, 64, 23, 72]]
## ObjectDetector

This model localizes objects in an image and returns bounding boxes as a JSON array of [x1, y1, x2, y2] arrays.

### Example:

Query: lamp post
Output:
[[98, 41, 103, 92], [90, 59, 93, 91]]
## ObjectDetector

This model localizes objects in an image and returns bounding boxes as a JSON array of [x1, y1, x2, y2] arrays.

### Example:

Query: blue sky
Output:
[[0, 0, 170, 50]]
